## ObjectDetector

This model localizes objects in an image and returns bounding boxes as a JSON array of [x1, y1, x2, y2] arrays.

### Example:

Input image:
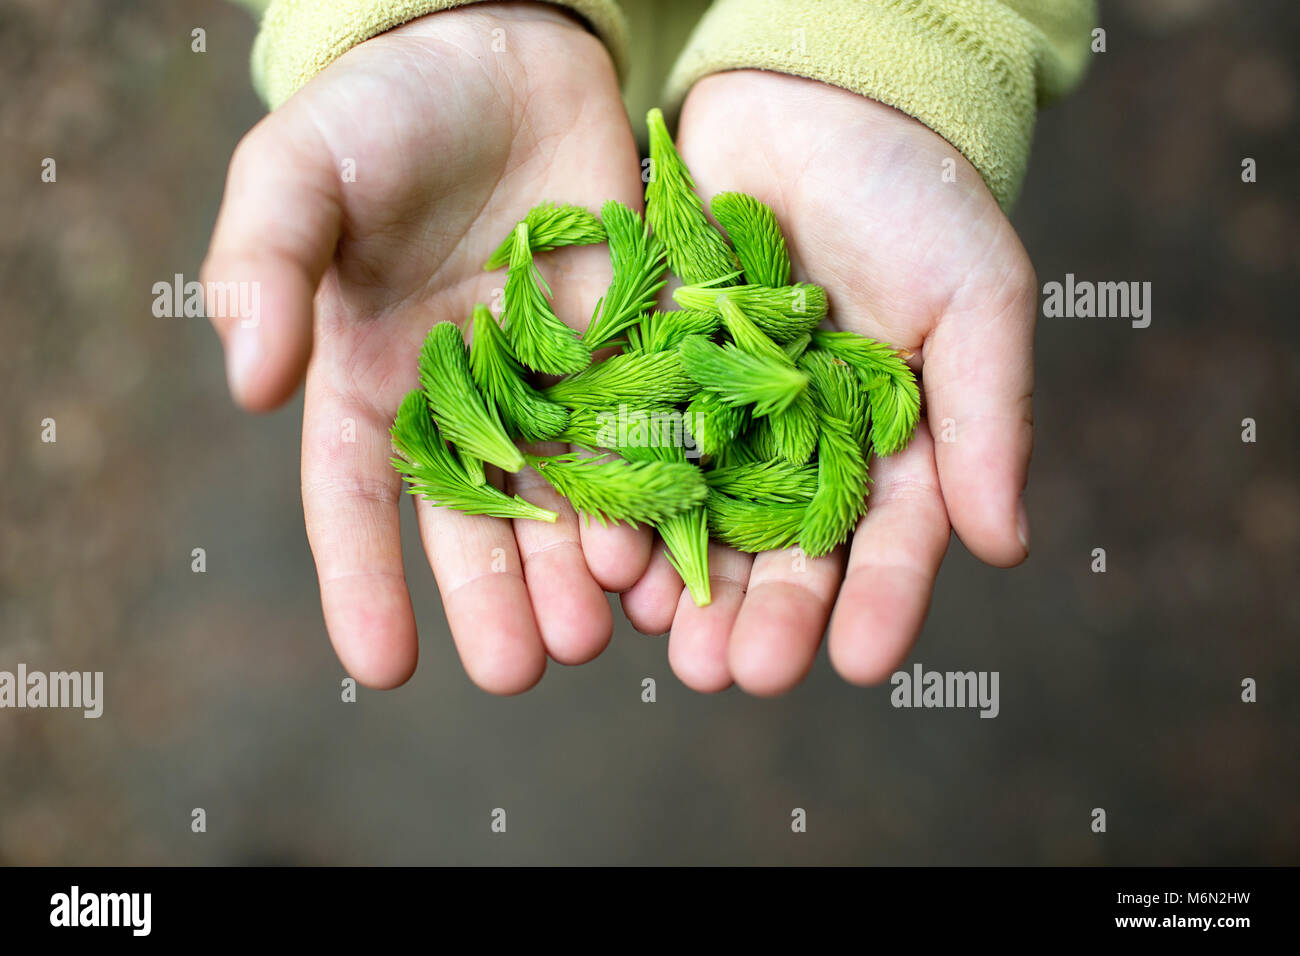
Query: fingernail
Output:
[[1016, 496, 1030, 555], [226, 326, 260, 401]]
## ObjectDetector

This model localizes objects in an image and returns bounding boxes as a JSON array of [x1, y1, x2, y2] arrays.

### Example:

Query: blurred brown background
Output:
[[0, 0, 1296, 864]]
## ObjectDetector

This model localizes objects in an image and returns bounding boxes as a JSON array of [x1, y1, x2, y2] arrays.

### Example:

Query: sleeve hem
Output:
[[252, 0, 629, 110], [664, 0, 1083, 211]]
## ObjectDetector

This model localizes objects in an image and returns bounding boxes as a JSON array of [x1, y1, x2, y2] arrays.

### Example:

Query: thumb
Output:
[[201, 115, 341, 412]]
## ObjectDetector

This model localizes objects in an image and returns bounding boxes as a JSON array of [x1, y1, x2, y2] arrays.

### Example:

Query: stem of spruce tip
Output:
[[659, 507, 712, 607]]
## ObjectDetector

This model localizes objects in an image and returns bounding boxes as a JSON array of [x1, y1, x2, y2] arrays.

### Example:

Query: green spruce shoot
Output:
[[526, 452, 707, 527], [503, 222, 592, 375], [468, 304, 569, 443], [418, 322, 525, 473], [391, 390, 556, 522], [710, 191, 791, 287], [644, 108, 738, 286], [810, 330, 919, 454], [557, 403, 677, 454], [769, 390, 820, 464], [674, 282, 827, 342], [704, 459, 819, 504], [543, 349, 695, 407], [706, 491, 805, 553], [391, 107, 924, 605], [627, 309, 720, 352], [686, 390, 748, 458], [679, 335, 808, 417], [484, 202, 604, 271], [583, 200, 667, 349]]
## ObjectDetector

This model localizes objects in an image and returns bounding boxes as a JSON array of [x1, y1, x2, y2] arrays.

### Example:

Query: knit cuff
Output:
[[665, 0, 1094, 211], [251, 0, 629, 110]]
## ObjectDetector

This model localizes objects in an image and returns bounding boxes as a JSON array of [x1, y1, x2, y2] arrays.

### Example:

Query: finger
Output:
[[508, 443, 614, 665], [201, 115, 341, 412], [301, 382, 417, 689], [544, 247, 656, 594], [620, 539, 684, 635], [573, 445, 652, 592], [412, 486, 547, 696], [667, 544, 753, 692], [727, 545, 846, 697], [923, 241, 1036, 567], [580, 519, 653, 592], [827, 427, 950, 685]]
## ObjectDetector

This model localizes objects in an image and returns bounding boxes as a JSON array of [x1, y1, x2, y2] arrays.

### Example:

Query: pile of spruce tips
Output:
[[390, 108, 920, 607]]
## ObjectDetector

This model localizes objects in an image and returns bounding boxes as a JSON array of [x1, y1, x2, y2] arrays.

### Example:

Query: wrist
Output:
[[682, 70, 967, 183]]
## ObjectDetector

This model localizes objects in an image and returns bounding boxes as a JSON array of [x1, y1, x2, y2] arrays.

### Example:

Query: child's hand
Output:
[[621, 71, 1036, 695], [202, 4, 651, 692]]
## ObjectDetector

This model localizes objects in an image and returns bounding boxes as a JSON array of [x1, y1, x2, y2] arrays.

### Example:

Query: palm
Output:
[[621, 72, 1037, 694], [205, 6, 649, 691], [300, 21, 639, 351]]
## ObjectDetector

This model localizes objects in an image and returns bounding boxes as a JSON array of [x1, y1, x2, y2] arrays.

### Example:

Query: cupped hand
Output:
[[202, 3, 651, 692], [621, 71, 1037, 695]]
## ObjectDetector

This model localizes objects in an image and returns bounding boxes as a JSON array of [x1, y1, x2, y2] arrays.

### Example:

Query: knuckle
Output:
[[228, 123, 269, 178], [302, 473, 400, 511]]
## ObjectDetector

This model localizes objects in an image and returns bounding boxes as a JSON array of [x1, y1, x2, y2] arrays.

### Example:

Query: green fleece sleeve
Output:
[[246, 0, 629, 109], [664, 0, 1097, 210]]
